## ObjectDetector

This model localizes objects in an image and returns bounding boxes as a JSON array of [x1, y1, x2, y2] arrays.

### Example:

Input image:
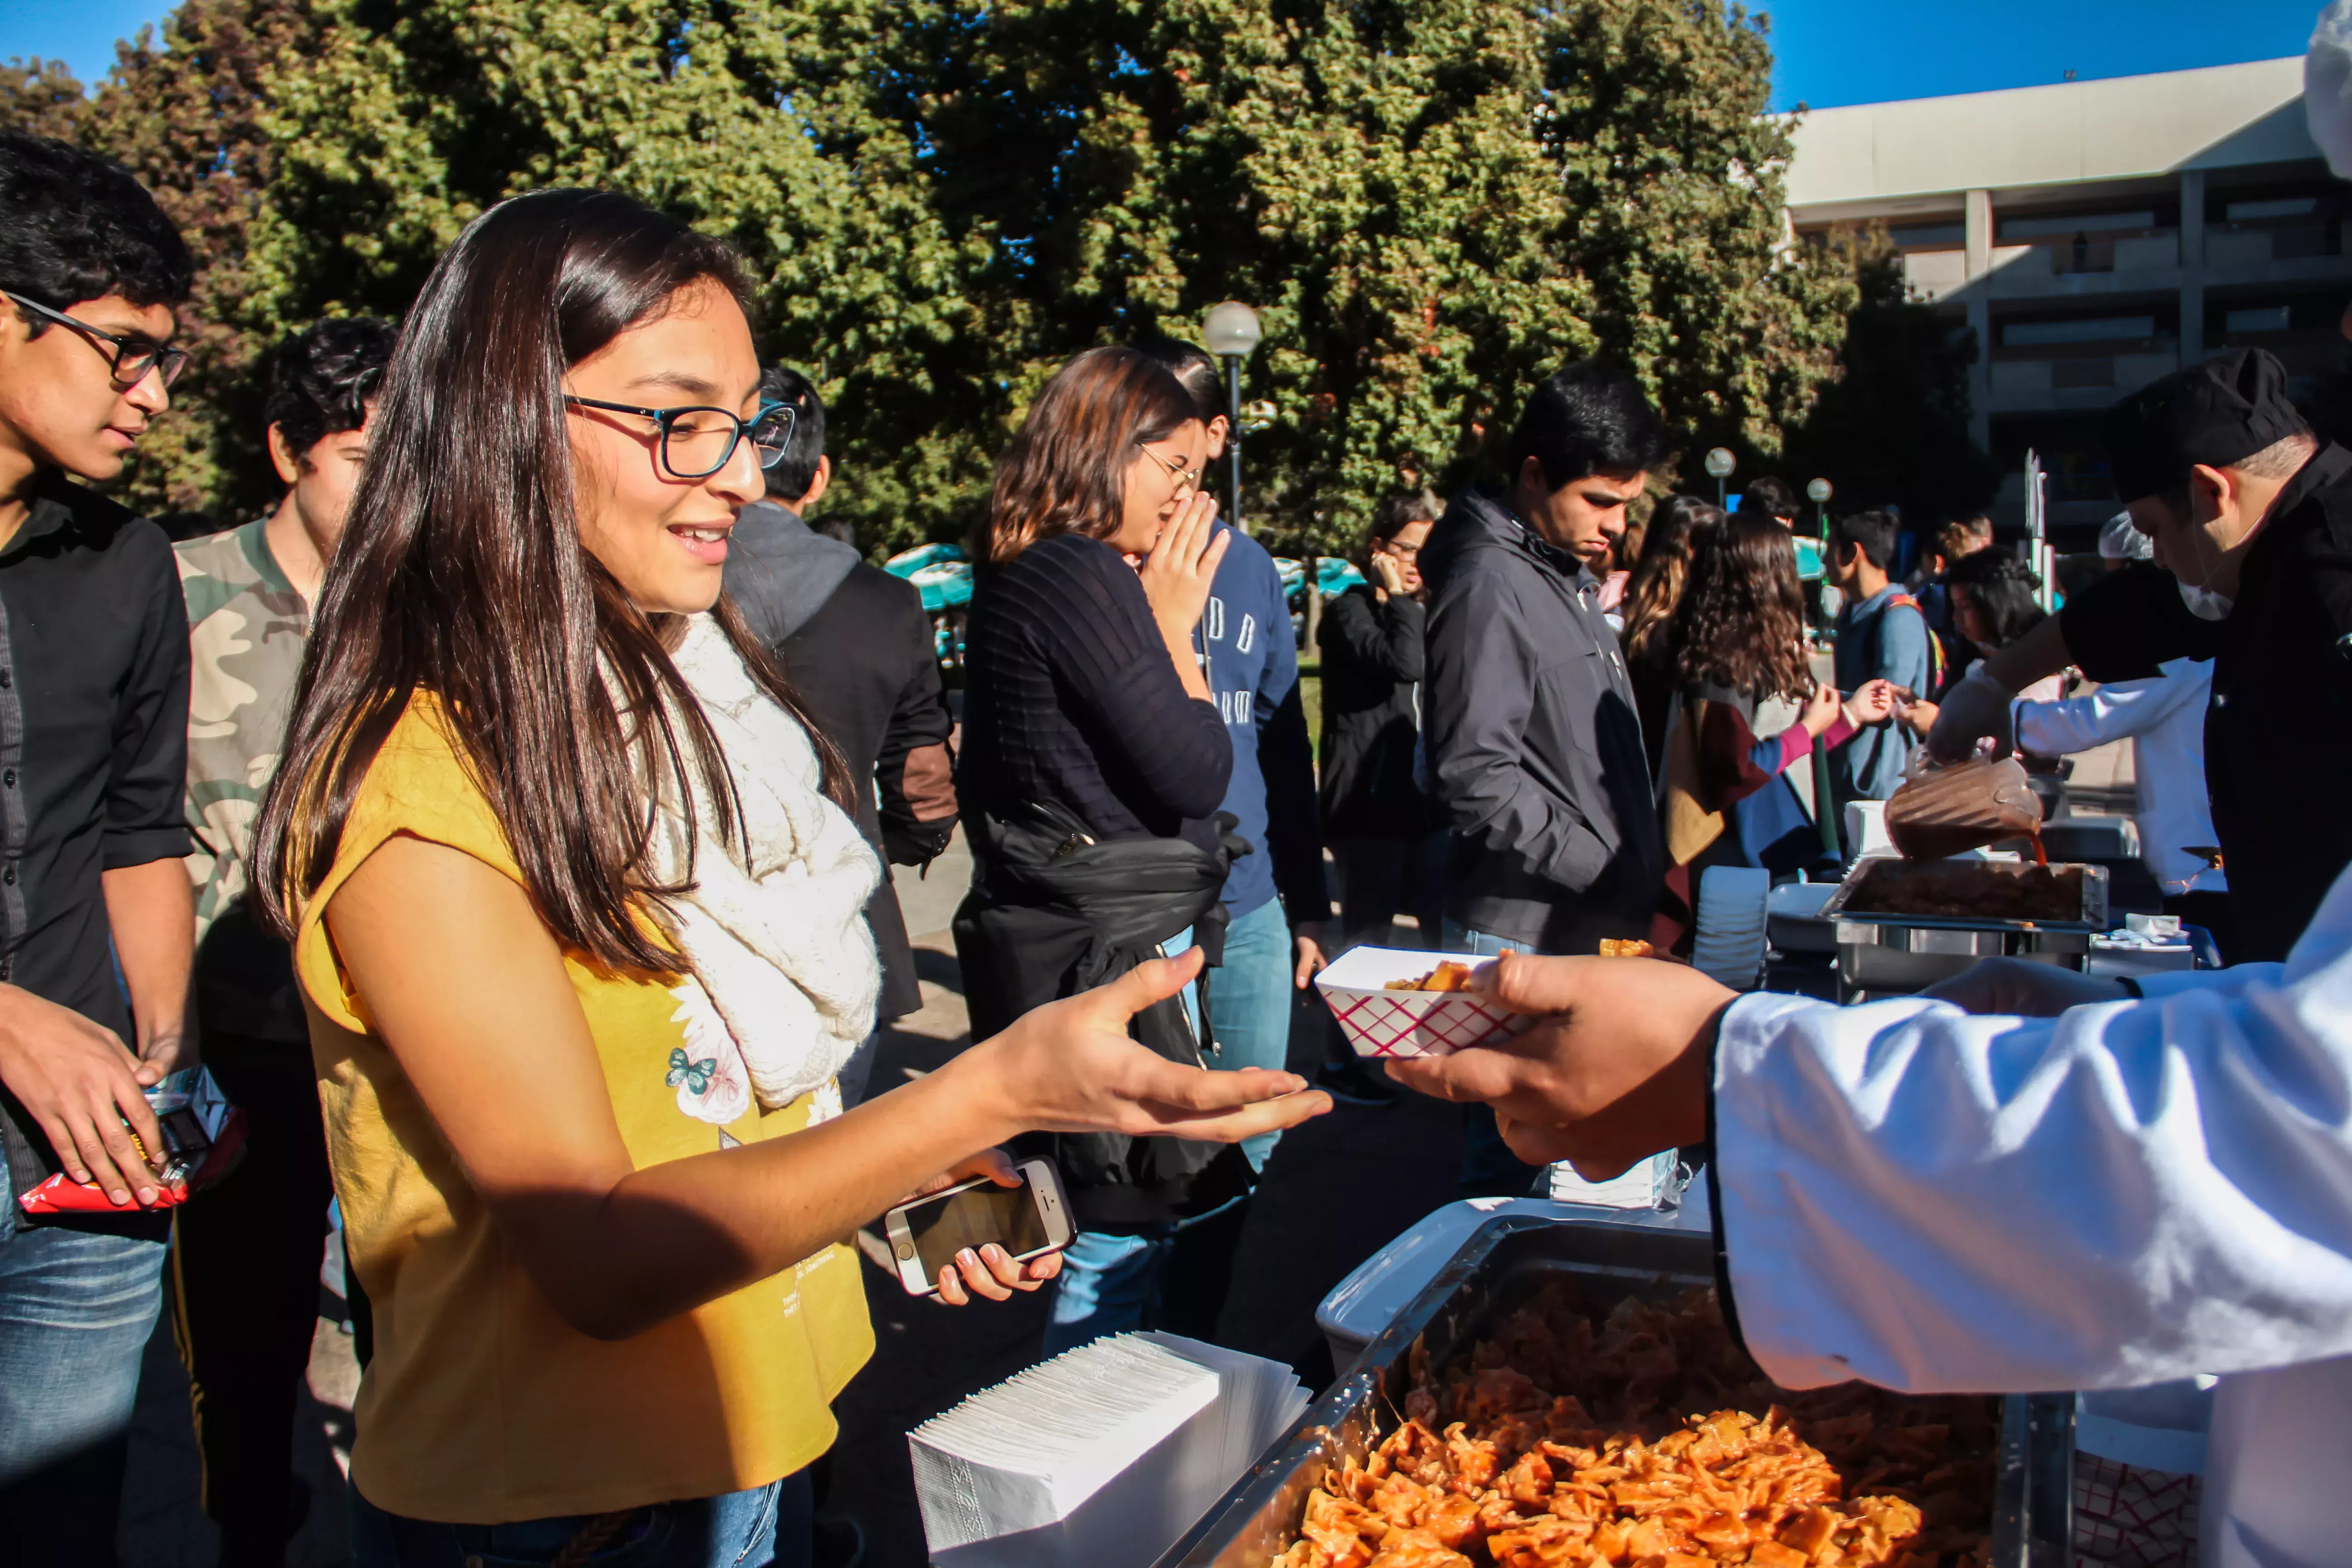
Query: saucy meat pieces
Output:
[[1276, 1288, 1995, 1568], [1844, 861, 2084, 923]]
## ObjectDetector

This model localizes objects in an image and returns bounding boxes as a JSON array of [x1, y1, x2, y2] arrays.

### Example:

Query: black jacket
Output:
[[953, 801, 1248, 1228], [1421, 485, 1665, 953], [2059, 442, 2352, 961], [730, 505, 958, 1022], [1317, 583, 1435, 840]]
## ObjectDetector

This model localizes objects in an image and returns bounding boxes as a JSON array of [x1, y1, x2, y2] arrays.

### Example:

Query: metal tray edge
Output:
[[1820, 860, 2111, 936]]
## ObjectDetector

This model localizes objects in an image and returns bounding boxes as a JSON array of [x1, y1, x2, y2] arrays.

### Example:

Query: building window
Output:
[[2224, 305, 2292, 334], [1888, 221, 1965, 251], [2000, 316, 2158, 350]]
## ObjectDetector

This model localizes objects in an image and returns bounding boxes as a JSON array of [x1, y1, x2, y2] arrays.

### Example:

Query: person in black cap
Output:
[[1924, 348, 2352, 961]]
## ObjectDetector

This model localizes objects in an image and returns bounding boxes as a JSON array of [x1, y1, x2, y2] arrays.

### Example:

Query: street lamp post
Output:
[[1806, 476, 1833, 539], [1704, 447, 1736, 509], [1201, 300, 1263, 533]]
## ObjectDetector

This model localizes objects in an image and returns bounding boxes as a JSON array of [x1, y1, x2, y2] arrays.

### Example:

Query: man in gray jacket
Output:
[[1423, 362, 1669, 1192]]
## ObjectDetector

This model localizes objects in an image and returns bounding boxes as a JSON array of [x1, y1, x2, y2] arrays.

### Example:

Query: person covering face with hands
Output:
[[1134, 338, 1333, 1173], [1923, 350, 2352, 962], [956, 347, 1312, 1355], [1388, 849, 2352, 1568]]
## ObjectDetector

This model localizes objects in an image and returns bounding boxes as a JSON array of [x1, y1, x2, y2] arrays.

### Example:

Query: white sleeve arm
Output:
[[2011, 671, 2196, 755], [1713, 870, 2352, 1396]]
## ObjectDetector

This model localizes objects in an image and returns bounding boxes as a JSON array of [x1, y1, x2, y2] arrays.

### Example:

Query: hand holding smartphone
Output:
[[884, 1156, 1073, 1303]]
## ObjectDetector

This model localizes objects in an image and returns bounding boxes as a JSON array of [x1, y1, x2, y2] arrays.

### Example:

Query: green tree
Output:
[[248, 0, 992, 549], [14, 0, 1900, 552], [0, 57, 90, 142], [1775, 231, 1999, 530], [878, 0, 1860, 553], [3, 4, 314, 519]]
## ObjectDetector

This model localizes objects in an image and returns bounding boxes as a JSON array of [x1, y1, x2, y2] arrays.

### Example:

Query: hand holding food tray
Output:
[[1315, 945, 1669, 1060], [1314, 948, 1534, 1060]]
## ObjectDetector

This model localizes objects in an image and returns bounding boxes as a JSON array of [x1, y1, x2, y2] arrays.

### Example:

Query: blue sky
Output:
[[0, 0, 2328, 110]]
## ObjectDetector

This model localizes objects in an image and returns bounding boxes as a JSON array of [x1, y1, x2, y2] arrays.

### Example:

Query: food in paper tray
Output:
[[1387, 960, 1487, 993], [1317, 948, 1537, 1058], [1844, 859, 2084, 924], [1276, 1284, 1995, 1568]]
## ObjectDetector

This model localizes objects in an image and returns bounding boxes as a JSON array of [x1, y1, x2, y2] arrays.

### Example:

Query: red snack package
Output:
[[17, 1068, 246, 1215]]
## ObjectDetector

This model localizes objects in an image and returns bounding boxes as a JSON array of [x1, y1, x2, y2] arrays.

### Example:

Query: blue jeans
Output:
[[1207, 897, 1294, 1173], [1041, 1196, 1247, 1356], [352, 1473, 807, 1568], [1441, 921, 1549, 1201], [0, 1144, 170, 1563]]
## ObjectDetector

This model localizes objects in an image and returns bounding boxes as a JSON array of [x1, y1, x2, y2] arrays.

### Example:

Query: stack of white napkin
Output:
[[910, 1332, 1308, 1568]]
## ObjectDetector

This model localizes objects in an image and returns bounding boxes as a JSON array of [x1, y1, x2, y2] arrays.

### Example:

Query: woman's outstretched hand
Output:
[[976, 947, 1329, 1145], [1381, 951, 1732, 1180]]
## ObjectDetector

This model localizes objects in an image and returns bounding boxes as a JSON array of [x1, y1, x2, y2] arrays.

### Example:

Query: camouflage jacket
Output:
[[176, 519, 311, 1044]]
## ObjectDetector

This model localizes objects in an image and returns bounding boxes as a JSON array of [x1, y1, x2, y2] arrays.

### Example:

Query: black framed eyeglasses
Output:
[[1134, 439, 1201, 494], [3, 290, 190, 389], [564, 394, 796, 480]]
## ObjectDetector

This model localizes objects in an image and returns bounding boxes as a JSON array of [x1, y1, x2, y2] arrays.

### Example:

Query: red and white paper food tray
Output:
[[1313, 946, 1538, 1060]]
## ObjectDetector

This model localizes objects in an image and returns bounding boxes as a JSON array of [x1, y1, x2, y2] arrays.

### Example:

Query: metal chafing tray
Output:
[[1819, 858, 2111, 998], [1155, 1216, 2073, 1568]]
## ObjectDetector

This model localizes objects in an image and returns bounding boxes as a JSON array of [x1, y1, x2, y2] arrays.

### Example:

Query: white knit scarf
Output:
[[635, 613, 882, 1126]]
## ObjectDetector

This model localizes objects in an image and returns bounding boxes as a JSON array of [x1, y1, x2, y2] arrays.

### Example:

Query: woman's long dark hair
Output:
[[253, 189, 848, 976], [1671, 511, 1815, 702], [977, 347, 1199, 564], [1945, 547, 2047, 649], [1620, 495, 1721, 669]]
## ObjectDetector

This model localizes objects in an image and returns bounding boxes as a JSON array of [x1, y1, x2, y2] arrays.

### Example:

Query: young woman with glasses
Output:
[[250, 194, 1319, 1568], [953, 346, 1267, 1352]]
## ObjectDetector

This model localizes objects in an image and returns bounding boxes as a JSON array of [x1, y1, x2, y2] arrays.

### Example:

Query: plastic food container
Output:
[[1311, 946, 1536, 1059]]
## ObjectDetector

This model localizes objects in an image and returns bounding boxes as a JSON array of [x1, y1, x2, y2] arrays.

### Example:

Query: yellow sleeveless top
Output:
[[293, 698, 872, 1522]]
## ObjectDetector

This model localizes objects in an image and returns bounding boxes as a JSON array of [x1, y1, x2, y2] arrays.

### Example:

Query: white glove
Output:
[[1924, 666, 2016, 761]]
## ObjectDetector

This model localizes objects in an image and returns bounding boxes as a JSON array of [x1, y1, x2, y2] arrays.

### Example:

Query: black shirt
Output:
[[959, 533, 1231, 859], [0, 475, 192, 1205], [2059, 443, 2352, 962]]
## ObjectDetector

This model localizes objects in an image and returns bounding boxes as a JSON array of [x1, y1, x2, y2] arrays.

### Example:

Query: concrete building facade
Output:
[[1785, 58, 2351, 534]]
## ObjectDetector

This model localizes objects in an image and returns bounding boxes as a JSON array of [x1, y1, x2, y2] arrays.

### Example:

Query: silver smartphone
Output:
[[882, 1157, 1073, 1297]]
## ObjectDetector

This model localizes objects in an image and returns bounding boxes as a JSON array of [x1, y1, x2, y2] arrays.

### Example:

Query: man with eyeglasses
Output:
[[0, 132, 201, 1563]]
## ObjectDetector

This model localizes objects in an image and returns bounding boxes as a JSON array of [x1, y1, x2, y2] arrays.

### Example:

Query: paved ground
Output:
[[118, 734, 2132, 1565]]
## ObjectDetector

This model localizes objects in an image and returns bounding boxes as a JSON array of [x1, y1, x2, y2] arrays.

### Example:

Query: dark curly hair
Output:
[[0, 132, 192, 317], [1671, 510, 1814, 702], [264, 317, 397, 459], [1620, 494, 1721, 670], [1945, 547, 2047, 648]]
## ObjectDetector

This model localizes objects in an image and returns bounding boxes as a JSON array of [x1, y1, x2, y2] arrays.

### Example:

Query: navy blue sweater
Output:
[[959, 533, 1232, 856], [1201, 526, 1327, 921]]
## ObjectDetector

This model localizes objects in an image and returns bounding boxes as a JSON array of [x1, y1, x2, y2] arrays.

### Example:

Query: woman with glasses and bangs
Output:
[[952, 346, 1262, 1354], [249, 195, 1321, 1568]]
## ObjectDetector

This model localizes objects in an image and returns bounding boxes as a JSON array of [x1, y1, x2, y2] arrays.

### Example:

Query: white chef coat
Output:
[[2012, 658, 2227, 897], [1714, 858, 2352, 1568]]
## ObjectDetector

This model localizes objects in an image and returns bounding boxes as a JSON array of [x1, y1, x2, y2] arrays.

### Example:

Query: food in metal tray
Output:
[[1843, 860, 2084, 924], [1276, 1284, 1995, 1568]]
